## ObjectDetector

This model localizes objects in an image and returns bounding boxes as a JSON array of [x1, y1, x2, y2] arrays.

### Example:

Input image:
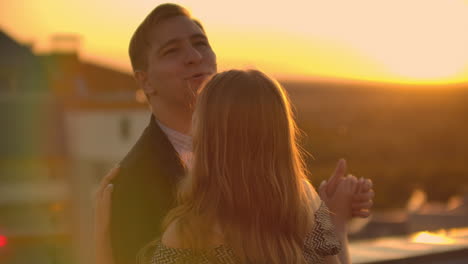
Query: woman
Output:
[[136, 69, 357, 264]]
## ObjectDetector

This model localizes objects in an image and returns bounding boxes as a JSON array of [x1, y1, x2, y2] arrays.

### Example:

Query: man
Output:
[[96, 3, 374, 264]]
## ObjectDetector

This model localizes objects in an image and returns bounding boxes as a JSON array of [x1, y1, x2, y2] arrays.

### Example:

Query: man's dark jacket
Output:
[[110, 116, 185, 264]]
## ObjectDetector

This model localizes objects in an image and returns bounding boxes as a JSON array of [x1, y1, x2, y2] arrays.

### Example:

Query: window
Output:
[[119, 117, 130, 142]]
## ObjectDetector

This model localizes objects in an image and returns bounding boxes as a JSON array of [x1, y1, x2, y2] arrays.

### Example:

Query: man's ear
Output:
[[134, 70, 157, 95]]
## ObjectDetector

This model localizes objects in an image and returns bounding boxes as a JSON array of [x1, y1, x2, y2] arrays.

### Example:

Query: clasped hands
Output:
[[319, 159, 374, 225]]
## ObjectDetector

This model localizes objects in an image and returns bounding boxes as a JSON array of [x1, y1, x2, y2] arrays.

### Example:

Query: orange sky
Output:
[[1, 0, 467, 84]]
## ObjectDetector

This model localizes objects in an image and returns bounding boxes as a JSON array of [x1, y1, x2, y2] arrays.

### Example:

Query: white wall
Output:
[[64, 110, 150, 162], [64, 110, 150, 264]]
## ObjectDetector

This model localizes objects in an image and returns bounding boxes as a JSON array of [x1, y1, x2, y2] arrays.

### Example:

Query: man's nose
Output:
[[184, 46, 203, 65]]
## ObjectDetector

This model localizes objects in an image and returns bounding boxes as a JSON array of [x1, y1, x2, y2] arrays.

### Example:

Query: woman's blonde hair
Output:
[[164, 69, 316, 264]]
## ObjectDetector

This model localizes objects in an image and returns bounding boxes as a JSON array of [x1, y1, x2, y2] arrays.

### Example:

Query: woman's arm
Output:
[[319, 175, 358, 264]]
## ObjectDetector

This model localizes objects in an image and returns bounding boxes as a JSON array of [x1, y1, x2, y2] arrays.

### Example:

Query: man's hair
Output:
[[129, 3, 204, 72]]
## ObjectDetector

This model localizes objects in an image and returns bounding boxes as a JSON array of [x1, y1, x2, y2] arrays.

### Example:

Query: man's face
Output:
[[145, 16, 217, 111]]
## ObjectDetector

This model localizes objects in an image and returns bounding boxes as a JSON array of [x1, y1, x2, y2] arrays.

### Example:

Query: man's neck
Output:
[[150, 99, 191, 135]]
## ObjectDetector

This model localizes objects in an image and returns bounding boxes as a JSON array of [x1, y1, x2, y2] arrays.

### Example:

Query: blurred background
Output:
[[0, 0, 467, 263]]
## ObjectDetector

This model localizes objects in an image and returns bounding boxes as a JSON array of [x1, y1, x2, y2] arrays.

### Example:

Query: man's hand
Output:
[[324, 158, 347, 197], [352, 178, 374, 218], [319, 174, 358, 230], [320, 159, 374, 219]]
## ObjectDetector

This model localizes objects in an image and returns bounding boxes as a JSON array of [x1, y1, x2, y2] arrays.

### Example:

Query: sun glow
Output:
[[411, 230, 456, 245], [1, 0, 467, 84]]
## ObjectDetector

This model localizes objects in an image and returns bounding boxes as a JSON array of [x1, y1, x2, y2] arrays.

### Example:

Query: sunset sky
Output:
[[1, 0, 467, 84]]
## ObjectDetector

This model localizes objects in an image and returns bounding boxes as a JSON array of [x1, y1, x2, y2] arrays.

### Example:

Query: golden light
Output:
[[411, 230, 455, 245], [1, 0, 467, 84]]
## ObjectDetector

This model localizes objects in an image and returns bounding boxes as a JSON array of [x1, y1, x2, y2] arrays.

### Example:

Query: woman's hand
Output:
[[319, 175, 358, 230], [94, 166, 119, 264], [321, 159, 374, 218]]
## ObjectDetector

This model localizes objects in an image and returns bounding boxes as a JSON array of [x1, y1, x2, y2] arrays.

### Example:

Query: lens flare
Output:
[[0, 235, 7, 247]]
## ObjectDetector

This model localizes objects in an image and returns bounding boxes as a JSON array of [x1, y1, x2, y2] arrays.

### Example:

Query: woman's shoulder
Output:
[[138, 227, 194, 264], [162, 219, 225, 249], [148, 218, 240, 263], [162, 220, 182, 248], [302, 179, 322, 212], [146, 224, 237, 264], [149, 242, 239, 264]]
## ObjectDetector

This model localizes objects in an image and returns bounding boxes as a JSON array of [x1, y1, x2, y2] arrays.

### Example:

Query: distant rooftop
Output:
[[350, 227, 468, 263]]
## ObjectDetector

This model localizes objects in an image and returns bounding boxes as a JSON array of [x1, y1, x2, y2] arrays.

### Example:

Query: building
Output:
[[0, 29, 148, 264]]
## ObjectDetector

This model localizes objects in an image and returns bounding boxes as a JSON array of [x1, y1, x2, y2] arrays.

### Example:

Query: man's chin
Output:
[[188, 79, 207, 92], [181, 97, 197, 113]]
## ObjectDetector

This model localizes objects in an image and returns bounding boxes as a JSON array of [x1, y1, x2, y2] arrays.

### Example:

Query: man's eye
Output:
[[164, 48, 178, 55], [195, 41, 208, 47]]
